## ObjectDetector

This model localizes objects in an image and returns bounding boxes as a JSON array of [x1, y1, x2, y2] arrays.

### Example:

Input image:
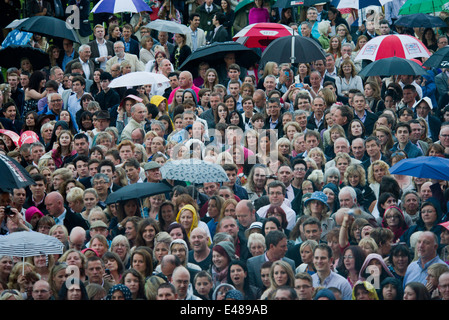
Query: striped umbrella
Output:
[[91, 0, 152, 13], [0, 231, 64, 258], [0, 231, 64, 274], [354, 34, 430, 62]]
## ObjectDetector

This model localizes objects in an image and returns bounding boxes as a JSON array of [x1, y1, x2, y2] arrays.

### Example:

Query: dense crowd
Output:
[[0, 0, 448, 302]]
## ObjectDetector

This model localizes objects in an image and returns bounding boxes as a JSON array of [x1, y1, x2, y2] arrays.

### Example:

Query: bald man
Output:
[[170, 266, 201, 300], [69, 226, 87, 251], [32, 280, 53, 300], [45, 191, 89, 233], [167, 71, 201, 104]]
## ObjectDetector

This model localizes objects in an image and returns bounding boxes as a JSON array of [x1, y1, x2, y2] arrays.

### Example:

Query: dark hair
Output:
[[336, 245, 366, 278], [265, 229, 286, 248]]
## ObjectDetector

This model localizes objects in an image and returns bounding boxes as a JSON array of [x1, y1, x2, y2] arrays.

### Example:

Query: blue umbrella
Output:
[[91, 0, 152, 13], [389, 156, 449, 180]]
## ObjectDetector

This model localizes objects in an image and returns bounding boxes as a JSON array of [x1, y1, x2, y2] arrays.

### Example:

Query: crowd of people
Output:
[[0, 0, 448, 302]]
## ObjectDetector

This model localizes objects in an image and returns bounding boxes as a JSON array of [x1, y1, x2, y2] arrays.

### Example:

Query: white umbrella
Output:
[[146, 19, 190, 34], [91, 0, 152, 13], [108, 72, 169, 88], [160, 158, 230, 184], [0, 231, 65, 274]]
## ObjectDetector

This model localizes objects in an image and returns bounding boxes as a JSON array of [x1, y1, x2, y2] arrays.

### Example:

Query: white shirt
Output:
[[257, 200, 296, 230], [96, 39, 109, 70]]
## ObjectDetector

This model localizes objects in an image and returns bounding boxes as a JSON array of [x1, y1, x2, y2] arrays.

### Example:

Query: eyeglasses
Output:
[[385, 215, 400, 220], [294, 168, 306, 172], [295, 285, 312, 290], [50, 99, 62, 103], [343, 255, 354, 260]]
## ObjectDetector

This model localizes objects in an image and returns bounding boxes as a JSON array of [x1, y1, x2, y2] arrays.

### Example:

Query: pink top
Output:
[[248, 7, 270, 24]]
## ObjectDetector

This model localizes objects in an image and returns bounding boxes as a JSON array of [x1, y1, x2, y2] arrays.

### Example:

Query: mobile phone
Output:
[[295, 83, 304, 88], [105, 268, 111, 275]]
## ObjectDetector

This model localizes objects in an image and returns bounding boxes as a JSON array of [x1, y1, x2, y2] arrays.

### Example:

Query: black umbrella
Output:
[[0, 154, 35, 191], [105, 182, 172, 205], [0, 45, 50, 70], [394, 13, 447, 28], [15, 16, 80, 43], [423, 46, 449, 69], [359, 56, 427, 77], [179, 41, 261, 72], [259, 35, 326, 66], [273, 0, 329, 8]]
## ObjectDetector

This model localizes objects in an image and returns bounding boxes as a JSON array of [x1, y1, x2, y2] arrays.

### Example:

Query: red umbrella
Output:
[[354, 34, 430, 62], [233, 23, 294, 48]]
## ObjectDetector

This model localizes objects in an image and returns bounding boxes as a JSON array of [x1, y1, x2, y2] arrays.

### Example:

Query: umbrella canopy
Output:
[[358, 56, 427, 77], [235, 0, 254, 13], [5, 18, 29, 29], [336, 0, 391, 9], [105, 182, 172, 205], [394, 13, 447, 28], [15, 15, 80, 43], [354, 34, 430, 62], [91, 0, 152, 13], [0, 231, 64, 258], [146, 19, 190, 35], [389, 156, 449, 180], [179, 41, 260, 72], [259, 35, 326, 65], [0, 45, 50, 70], [1, 30, 33, 48], [108, 72, 169, 88], [233, 23, 294, 48], [160, 159, 230, 184], [399, 0, 447, 15], [0, 154, 35, 191], [423, 46, 449, 69]]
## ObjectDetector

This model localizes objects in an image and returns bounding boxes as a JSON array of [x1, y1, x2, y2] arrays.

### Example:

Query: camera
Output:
[[4, 206, 14, 216]]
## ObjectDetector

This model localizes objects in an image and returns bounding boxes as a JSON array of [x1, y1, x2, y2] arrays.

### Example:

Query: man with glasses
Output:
[[106, 41, 145, 73], [439, 125, 449, 155], [256, 181, 296, 231], [46, 92, 63, 119], [91, 173, 112, 207], [32, 280, 53, 300], [294, 272, 314, 300]]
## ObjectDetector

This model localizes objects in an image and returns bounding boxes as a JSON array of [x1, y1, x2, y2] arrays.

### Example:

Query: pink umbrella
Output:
[[0, 129, 20, 147], [19, 131, 40, 147], [233, 23, 294, 48], [354, 34, 430, 62]]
